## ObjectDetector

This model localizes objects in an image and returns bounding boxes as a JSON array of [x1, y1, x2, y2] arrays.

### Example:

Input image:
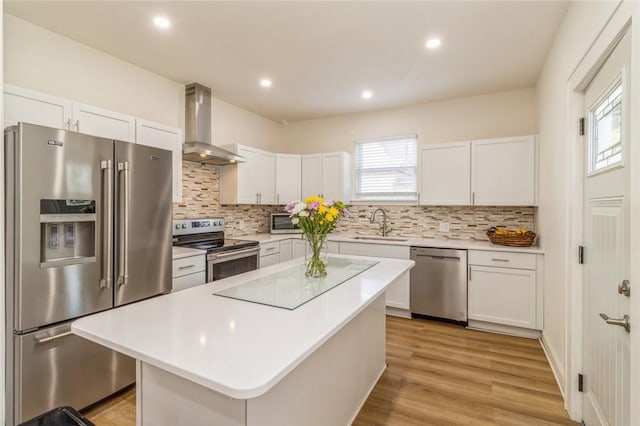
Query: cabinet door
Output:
[[72, 102, 136, 142], [257, 151, 277, 204], [279, 240, 292, 263], [260, 253, 280, 268], [468, 265, 536, 329], [4, 84, 72, 129], [236, 146, 260, 204], [276, 154, 302, 204], [419, 142, 471, 205], [291, 239, 306, 259], [471, 136, 536, 205], [301, 154, 322, 199], [136, 119, 183, 202], [321, 153, 348, 202], [385, 274, 410, 310]]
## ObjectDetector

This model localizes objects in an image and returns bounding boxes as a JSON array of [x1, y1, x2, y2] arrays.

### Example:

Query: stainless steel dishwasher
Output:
[[410, 247, 468, 324]]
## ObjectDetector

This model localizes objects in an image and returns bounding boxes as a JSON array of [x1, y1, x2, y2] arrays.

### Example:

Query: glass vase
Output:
[[304, 233, 328, 278]]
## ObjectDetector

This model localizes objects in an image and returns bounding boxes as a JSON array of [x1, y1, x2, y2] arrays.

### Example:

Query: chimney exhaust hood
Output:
[[182, 83, 245, 165]]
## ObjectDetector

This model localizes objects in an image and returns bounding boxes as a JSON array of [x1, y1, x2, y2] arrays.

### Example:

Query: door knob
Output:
[[599, 313, 631, 332], [618, 279, 631, 297]]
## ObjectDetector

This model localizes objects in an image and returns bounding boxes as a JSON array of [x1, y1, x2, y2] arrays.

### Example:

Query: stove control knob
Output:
[[181, 223, 187, 229], [175, 224, 180, 230], [214, 221, 219, 226]]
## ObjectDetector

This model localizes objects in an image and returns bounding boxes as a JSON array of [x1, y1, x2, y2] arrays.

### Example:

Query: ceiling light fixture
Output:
[[153, 16, 171, 30], [260, 79, 272, 88], [425, 38, 442, 49], [362, 90, 373, 100]]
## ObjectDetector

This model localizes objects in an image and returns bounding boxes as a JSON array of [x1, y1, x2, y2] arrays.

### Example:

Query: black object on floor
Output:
[[18, 407, 95, 426]]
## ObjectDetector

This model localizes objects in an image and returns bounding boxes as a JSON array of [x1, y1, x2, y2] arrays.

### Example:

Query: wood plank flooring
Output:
[[84, 316, 577, 425]]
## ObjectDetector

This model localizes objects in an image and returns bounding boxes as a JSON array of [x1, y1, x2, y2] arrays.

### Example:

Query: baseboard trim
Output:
[[386, 307, 411, 319], [540, 333, 566, 399]]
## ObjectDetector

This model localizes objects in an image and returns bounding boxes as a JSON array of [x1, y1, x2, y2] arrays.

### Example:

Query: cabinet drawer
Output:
[[260, 241, 280, 256], [468, 250, 535, 270], [172, 255, 206, 278], [172, 271, 206, 292], [260, 252, 280, 268]]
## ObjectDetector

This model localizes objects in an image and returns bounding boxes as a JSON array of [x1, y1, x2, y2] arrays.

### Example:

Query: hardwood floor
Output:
[[84, 316, 577, 425]]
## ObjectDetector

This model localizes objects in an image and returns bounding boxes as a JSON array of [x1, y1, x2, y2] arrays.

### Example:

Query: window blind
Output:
[[354, 135, 418, 200]]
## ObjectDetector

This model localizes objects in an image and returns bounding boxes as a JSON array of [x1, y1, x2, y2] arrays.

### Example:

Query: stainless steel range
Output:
[[172, 218, 260, 281]]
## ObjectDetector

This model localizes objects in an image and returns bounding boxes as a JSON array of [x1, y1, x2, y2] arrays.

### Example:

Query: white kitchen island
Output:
[[72, 255, 414, 426]]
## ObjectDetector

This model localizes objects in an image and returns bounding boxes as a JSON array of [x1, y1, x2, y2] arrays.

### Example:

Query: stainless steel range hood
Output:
[[183, 83, 245, 165]]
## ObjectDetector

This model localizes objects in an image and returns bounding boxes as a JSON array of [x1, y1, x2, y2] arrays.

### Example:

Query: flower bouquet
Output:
[[285, 196, 349, 277]]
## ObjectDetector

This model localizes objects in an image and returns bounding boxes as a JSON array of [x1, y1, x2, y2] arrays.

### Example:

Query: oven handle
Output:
[[208, 247, 260, 263]]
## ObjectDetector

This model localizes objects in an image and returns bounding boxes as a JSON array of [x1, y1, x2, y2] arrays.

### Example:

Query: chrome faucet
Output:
[[370, 208, 392, 237]]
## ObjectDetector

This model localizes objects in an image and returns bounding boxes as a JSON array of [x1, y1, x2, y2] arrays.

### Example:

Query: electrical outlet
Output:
[[439, 222, 450, 232]]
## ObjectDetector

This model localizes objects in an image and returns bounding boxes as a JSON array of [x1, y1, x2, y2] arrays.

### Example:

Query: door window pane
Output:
[[590, 82, 622, 172]]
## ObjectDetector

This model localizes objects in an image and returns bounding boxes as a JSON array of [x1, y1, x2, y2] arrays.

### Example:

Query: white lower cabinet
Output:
[[259, 241, 280, 268], [292, 239, 306, 259], [468, 250, 543, 333], [172, 254, 206, 292], [338, 242, 410, 316], [279, 240, 292, 263]]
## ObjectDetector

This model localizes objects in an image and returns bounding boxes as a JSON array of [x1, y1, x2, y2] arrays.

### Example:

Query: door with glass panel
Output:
[[582, 31, 631, 426]]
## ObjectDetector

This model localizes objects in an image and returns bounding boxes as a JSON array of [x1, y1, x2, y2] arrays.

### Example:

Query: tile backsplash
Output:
[[174, 161, 535, 240]]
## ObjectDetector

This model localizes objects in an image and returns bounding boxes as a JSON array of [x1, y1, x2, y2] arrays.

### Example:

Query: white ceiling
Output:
[[4, 1, 568, 123]]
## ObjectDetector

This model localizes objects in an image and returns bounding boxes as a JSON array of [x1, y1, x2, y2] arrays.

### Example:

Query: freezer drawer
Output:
[[12, 321, 135, 425], [410, 247, 468, 323]]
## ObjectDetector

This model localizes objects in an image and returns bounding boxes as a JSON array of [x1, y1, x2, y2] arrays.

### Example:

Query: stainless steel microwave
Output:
[[270, 213, 301, 234]]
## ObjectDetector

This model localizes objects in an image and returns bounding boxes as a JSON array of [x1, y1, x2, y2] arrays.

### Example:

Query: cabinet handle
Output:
[[277, 194, 280, 204], [256, 193, 259, 204], [468, 266, 471, 281], [472, 191, 475, 205], [66, 118, 72, 130], [178, 264, 196, 270], [491, 258, 510, 262], [265, 247, 276, 251], [417, 192, 420, 206], [75, 120, 80, 132]]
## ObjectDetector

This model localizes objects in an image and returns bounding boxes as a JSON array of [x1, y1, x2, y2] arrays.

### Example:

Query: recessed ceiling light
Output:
[[260, 79, 272, 88], [153, 16, 171, 30], [425, 38, 442, 49], [362, 90, 373, 99]]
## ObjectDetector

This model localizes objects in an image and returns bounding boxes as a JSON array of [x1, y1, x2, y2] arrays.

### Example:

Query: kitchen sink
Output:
[[351, 236, 408, 242]]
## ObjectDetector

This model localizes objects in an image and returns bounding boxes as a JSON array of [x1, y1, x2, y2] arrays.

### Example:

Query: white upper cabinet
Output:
[[135, 118, 184, 203], [4, 84, 72, 129], [418, 135, 537, 206], [301, 154, 322, 198], [419, 141, 471, 205], [276, 154, 302, 204], [302, 152, 351, 202], [72, 103, 136, 142], [471, 135, 536, 206], [219, 144, 276, 205], [4, 85, 136, 142]]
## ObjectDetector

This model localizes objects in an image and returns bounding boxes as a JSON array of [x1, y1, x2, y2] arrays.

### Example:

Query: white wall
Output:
[[282, 88, 536, 153], [3, 14, 285, 151], [536, 0, 620, 399]]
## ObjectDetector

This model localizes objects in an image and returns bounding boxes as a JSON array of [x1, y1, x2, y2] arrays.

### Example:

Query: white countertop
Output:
[[240, 233, 544, 254], [72, 255, 414, 399], [172, 246, 207, 259]]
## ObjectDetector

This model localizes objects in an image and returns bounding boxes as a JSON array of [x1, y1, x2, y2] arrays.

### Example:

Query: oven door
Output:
[[207, 247, 260, 281]]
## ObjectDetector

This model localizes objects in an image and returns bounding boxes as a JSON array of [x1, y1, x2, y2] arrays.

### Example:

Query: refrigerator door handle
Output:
[[34, 326, 73, 344], [100, 160, 113, 289], [117, 161, 129, 286]]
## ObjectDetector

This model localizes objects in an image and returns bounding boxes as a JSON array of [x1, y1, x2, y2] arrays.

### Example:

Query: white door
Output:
[[419, 141, 471, 205], [72, 102, 136, 142], [136, 118, 183, 202], [276, 154, 301, 204], [257, 151, 277, 204], [301, 154, 322, 199], [321, 153, 343, 202], [4, 84, 72, 129], [471, 135, 536, 205], [582, 31, 631, 426], [236, 145, 259, 204]]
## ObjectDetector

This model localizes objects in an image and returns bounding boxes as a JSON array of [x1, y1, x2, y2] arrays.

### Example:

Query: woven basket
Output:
[[486, 227, 536, 247]]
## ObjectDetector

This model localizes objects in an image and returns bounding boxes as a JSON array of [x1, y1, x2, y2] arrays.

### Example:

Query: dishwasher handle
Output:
[[417, 254, 461, 262]]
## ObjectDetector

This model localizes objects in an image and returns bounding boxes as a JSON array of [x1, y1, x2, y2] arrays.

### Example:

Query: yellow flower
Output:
[[305, 195, 325, 205], [325, 214, 335, 222], [328, 207, 339, 217], [318, 205, 328, 214]]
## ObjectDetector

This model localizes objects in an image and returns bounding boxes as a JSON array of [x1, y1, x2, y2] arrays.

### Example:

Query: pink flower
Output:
[[343, 208, 350, 217], [284, 201, 297, 213], [308, 201, 320, 210]]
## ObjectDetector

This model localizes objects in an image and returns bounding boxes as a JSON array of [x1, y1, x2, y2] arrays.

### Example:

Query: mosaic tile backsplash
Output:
[[173, 162, 535, 240]]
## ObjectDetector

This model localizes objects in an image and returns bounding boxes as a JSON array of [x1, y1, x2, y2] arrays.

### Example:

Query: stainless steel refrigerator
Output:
[[5, 122, 173, 425]]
